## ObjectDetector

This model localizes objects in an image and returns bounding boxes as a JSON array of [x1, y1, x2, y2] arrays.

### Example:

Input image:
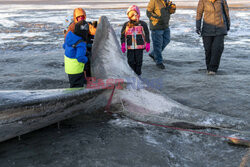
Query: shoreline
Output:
[[0, 1, 249, 10], [0, 5, 249, 11]]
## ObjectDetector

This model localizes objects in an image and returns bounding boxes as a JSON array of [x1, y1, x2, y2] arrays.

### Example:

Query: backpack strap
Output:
[[221, 0, 229, 26], [72, 39, 85, 48]]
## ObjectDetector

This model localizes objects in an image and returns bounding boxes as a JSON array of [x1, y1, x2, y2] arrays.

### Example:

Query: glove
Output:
[[92, 21, 98, 28], [169, 2, 176, 14], [121, 43, 126, 53], [82, 56, 88, 64], [196, 29, 201, 35], [166, 1, 172, 7], [145, 43, 150, 52]]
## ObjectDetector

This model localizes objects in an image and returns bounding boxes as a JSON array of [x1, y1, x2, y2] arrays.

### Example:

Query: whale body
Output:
[[90, 16, 246, 130]]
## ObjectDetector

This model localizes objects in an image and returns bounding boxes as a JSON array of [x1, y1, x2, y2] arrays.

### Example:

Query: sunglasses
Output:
[[76, 16, 85, 21], [129, 13, 138, 18]]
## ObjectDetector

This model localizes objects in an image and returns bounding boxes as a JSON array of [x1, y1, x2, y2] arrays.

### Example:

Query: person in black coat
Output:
[[196, 0, 230, 75]]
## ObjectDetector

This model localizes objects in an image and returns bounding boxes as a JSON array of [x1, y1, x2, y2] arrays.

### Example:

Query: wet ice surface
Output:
[[0, 8, 250, 167]]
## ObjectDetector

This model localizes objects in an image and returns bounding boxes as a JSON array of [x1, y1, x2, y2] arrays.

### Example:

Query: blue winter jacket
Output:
[[63, 31, 88, 64]]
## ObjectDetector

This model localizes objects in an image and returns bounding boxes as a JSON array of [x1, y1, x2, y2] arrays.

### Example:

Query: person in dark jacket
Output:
[[196, 0, 230, 75], [84, 21, 97, 79], [63, 20, 89, 88], [121, 5, 150, 76], [146, 0, 176, 69], [64, 8, 98, 79]]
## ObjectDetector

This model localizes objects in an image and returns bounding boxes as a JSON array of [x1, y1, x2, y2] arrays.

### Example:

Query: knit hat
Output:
[[74, 20, 89, 41], [126, 5, 140, 21]]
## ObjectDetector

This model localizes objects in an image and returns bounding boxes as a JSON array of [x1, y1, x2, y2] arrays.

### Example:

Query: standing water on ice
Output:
[[0, 4, 250, 167]]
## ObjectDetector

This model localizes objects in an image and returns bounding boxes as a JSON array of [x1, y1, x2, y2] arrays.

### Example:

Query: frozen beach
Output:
[[0, 0, 250, 167]]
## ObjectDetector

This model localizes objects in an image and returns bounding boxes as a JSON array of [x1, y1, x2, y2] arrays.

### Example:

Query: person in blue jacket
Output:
[[63, 20, 89, 88]]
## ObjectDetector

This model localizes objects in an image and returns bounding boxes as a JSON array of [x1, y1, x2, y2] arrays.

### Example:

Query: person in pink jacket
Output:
[[121, 5, 150, 76]]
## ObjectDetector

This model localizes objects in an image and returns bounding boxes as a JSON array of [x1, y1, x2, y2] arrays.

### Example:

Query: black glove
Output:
[[92, 21, 98, 28], [196, 29, 201, 35], [166, 1, 172, 7]]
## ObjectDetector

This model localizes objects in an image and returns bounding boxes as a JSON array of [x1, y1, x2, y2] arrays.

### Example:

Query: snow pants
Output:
[[202, 35, 225, 72], [127, 49, 143, 76]]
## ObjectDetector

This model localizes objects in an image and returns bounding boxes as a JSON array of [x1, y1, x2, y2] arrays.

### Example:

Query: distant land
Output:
[[0, 0, 249, 9]]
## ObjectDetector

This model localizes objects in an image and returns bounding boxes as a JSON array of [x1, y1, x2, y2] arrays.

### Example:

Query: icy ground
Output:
[[0, 5, 250, 167]]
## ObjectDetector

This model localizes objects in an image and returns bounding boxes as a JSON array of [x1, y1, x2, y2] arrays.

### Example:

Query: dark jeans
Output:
[[127, 49, 143, 76], [84, 60, 91, 78], [84, 50, 91, 78], [202, 35, 224, 72], [68, 72, 86, 88], [150, 28, 170, 64]]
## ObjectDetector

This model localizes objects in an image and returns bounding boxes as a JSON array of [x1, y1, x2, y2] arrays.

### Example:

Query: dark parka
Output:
[[146, 0, 172, 30], [196, 0, 230, 36]]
